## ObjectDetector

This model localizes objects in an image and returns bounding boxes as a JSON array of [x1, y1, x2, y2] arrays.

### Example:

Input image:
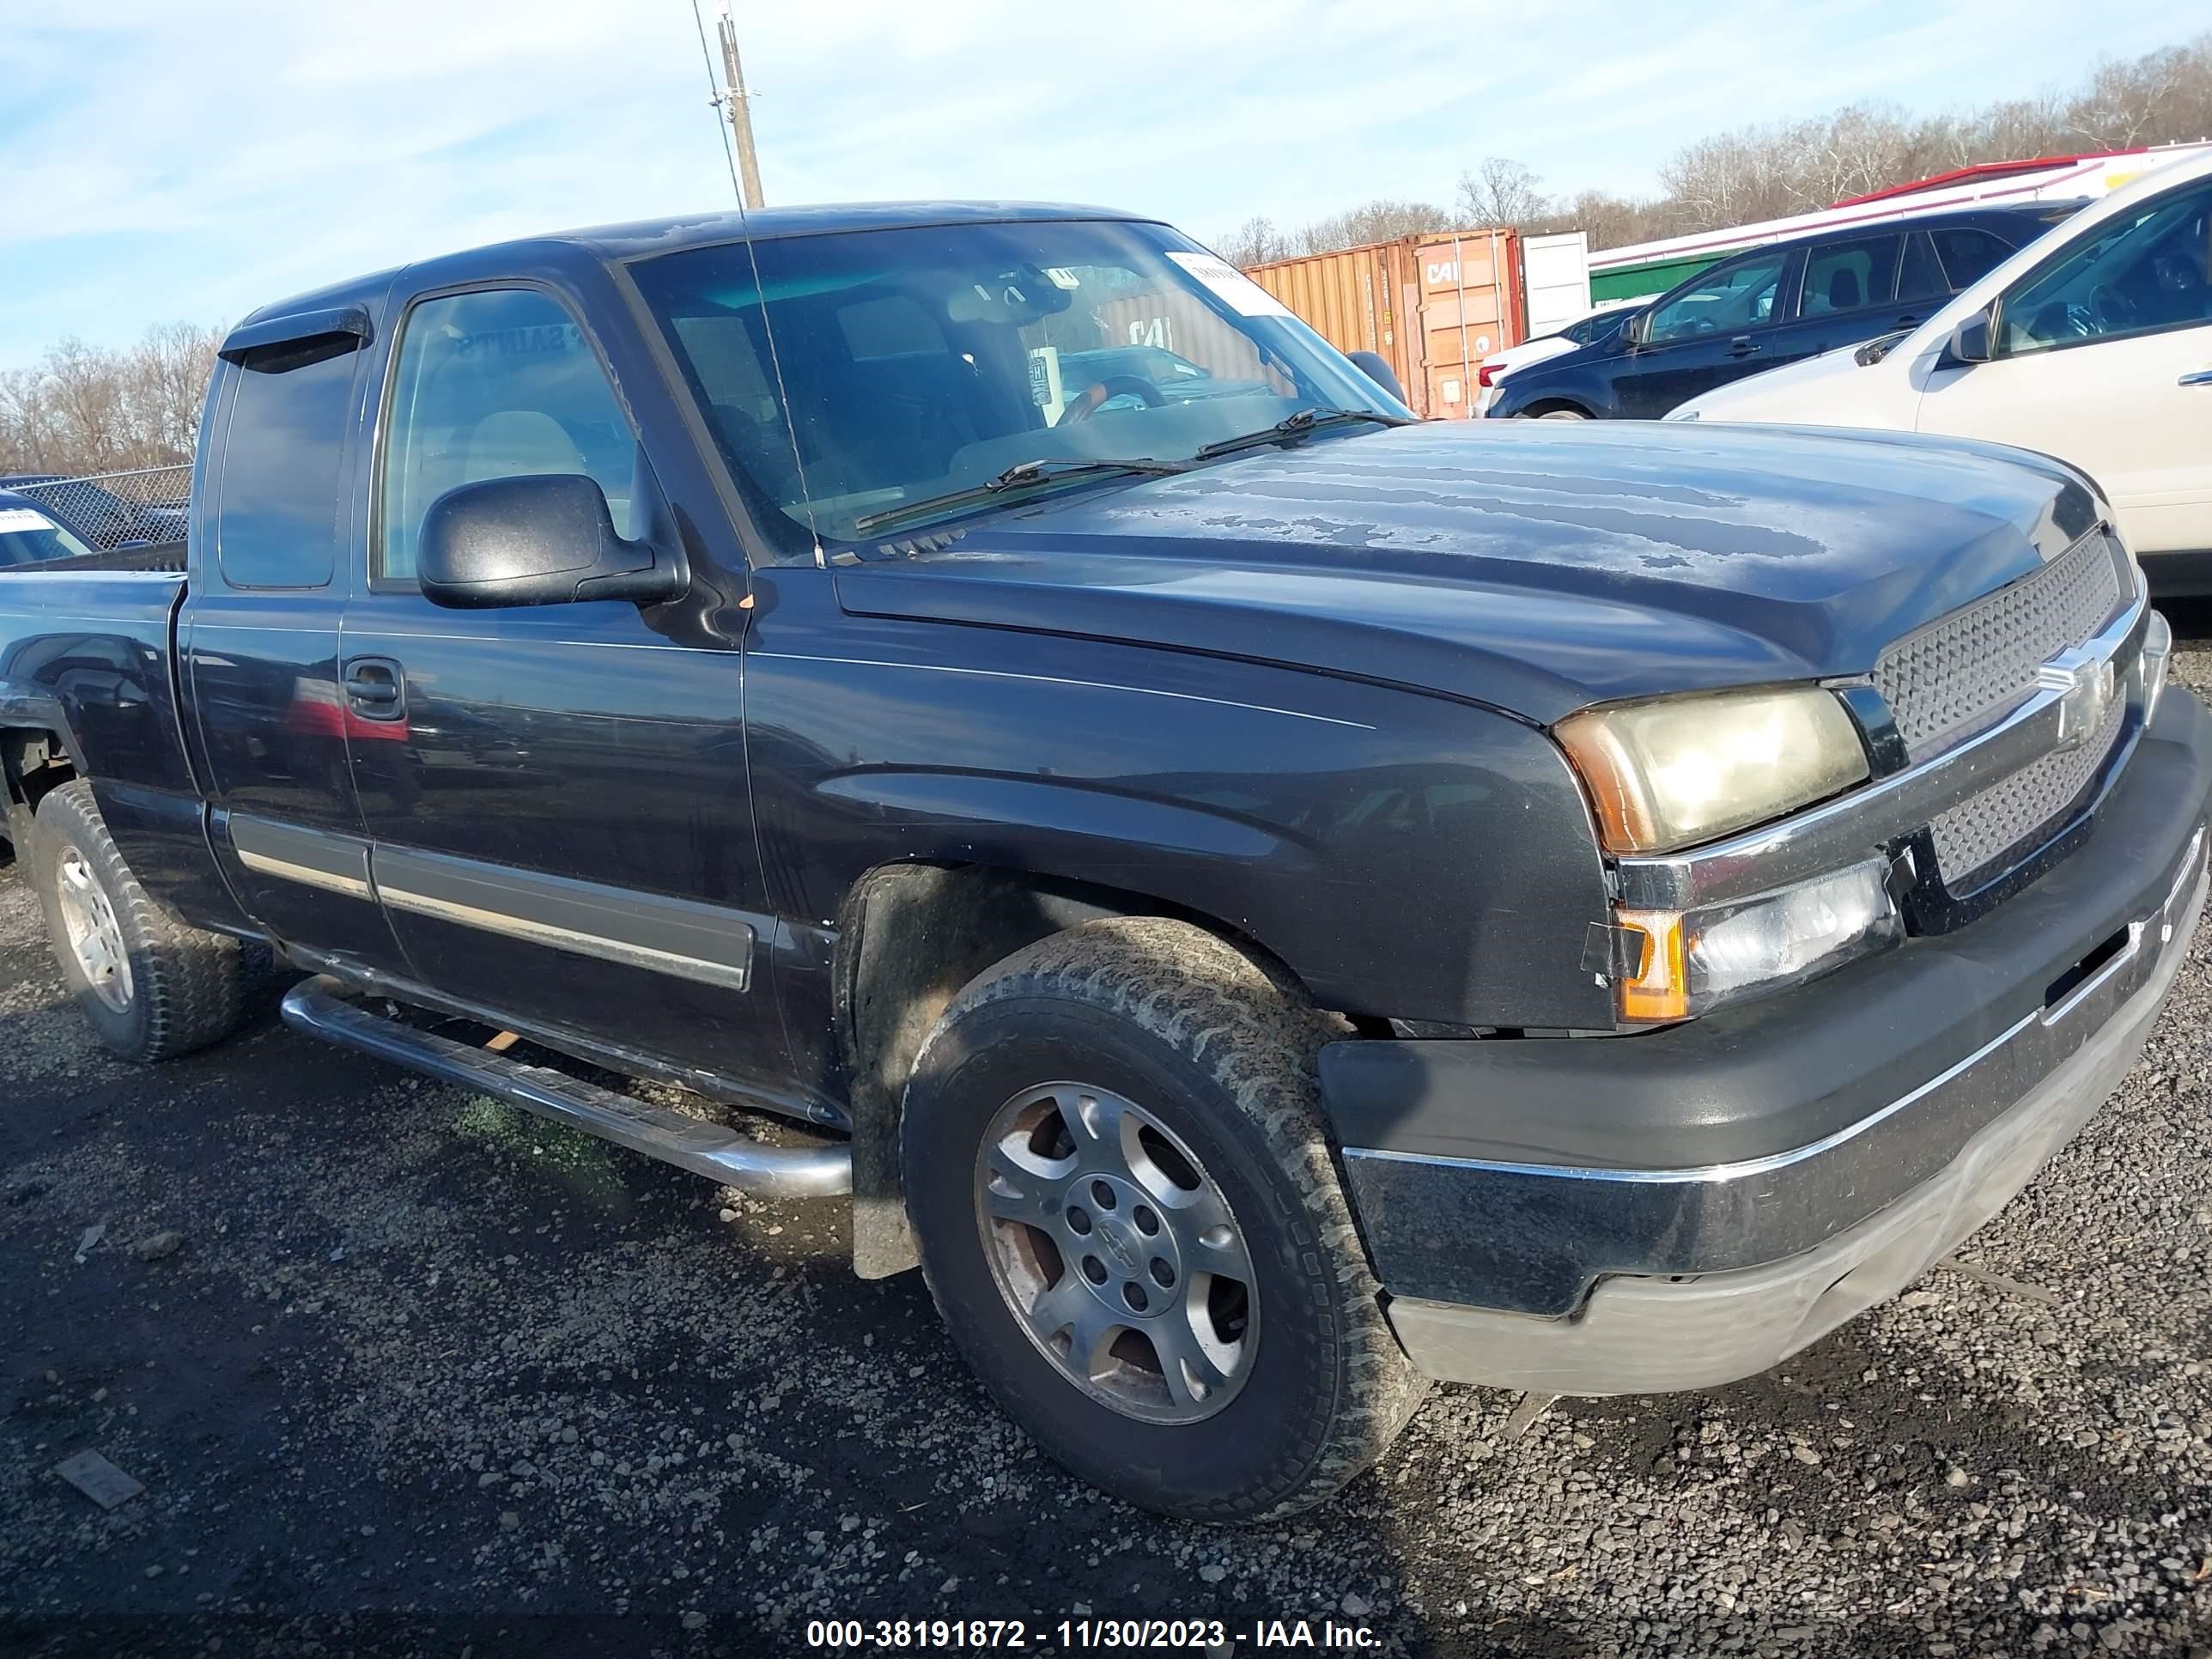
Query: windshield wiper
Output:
[[851, 457, 1189, 535], [1193, 406, 1419, 462]]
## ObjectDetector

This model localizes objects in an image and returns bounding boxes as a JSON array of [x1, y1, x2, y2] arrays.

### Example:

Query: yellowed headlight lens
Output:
[[1556, 686, 1869, 854]]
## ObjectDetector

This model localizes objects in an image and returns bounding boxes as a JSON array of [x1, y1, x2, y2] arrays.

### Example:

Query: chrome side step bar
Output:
[[279, 976, 851, 1197]]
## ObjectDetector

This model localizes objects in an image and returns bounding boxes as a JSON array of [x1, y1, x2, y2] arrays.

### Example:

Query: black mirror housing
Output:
[[1944, 308, 1994, 367], [1346, 350, 1407, 405], [417, 474, 685, 610]]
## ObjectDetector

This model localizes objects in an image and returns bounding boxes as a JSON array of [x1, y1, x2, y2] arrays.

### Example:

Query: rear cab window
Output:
[[212, 334, 360, 590]]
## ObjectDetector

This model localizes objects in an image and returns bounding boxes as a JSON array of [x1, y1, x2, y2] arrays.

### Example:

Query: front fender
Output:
[[745, 573, 1615, 1033]]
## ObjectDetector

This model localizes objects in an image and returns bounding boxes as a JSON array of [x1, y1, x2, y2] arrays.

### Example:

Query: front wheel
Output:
[[901, 918, 1426, 1522], [32, 781, 251, 1062]]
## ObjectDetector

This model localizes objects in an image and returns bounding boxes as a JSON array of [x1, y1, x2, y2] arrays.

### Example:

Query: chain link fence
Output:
[[4, 464, 192, 555]]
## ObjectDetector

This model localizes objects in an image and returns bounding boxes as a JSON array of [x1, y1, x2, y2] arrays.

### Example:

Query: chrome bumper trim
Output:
[[1616, 591, 2149, 911], [1351, 819, 2202, 1198]]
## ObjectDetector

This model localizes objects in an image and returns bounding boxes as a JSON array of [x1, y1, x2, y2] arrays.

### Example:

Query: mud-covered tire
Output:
[[31, 781, 249, 1062], [901, 917, 1427, 1522]]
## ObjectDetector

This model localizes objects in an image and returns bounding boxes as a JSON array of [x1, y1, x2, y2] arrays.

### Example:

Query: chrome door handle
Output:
[[2180, 369, 2212, 386]]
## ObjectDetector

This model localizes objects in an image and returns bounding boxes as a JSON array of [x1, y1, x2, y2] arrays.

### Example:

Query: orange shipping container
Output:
[[1244, 229, 1528, 419]]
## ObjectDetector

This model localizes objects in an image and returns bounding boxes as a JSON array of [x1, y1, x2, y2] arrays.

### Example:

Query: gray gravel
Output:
[[6, 623, 2212, 1657]]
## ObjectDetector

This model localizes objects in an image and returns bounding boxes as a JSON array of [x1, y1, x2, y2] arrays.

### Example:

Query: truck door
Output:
[[183, 320, 410, 972], [338, 283, 792, 1097]]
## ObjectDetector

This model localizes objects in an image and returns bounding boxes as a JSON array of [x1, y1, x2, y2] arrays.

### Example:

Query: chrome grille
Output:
[[1874, 532, 2124, 760], [1929, 685, 2127, 887]]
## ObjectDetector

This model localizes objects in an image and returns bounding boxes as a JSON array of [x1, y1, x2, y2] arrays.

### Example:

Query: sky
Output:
[[0, 1, 2195, 368]]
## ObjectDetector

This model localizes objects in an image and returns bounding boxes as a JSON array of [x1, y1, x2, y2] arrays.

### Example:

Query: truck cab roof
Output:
[[228, 203, 1152, 344]]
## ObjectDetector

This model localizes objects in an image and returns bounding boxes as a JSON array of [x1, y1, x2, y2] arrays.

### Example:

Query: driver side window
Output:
[[1644, 249, 1790, 345], [377, 288, 641, 583], [2000, 180, 2212, 354]]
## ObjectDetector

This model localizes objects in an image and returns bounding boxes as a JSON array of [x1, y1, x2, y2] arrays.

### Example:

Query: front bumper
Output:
[[1322, 687, 2212, 1395]]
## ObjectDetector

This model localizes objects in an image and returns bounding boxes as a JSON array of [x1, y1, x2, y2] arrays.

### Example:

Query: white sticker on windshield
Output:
[[1166, 252, 1293, 319], [0, 508, 56, 534]]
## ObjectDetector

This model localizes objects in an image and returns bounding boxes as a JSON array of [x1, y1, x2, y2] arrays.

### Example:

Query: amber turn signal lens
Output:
[[1613, 908, 1688, 1022]]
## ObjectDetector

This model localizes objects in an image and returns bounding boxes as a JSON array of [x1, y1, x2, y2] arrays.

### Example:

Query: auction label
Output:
[[804, 1613, 1379, 1649]]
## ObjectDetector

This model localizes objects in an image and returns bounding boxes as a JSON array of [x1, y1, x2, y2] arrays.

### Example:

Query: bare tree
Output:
[[1210, 216, 1291, 267], [1455, 158, 1549, 228], [1291, 198, 1453, 253], [1212, 200, 1452, 265], [1544, 28, 2212, 250], [0, 323, 222, 477]]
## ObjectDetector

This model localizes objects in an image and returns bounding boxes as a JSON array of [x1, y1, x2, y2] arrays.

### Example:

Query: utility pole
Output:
[[714, 3, 766, 210]]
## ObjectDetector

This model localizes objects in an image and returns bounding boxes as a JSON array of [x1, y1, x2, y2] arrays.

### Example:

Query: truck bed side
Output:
[[0, 568, 248, 931]]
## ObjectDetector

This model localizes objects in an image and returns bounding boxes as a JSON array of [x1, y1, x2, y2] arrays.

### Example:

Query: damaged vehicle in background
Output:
[[0, 202, 2203, 1524]]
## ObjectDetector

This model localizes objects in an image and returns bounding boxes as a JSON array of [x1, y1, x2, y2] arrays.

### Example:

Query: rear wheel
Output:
[[901, 917, 1426, 1521], [32, 781, 250, 1061], [1533, 406, 1589, 420]]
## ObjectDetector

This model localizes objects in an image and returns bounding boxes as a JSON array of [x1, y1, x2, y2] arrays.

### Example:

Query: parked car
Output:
[[1, 203, 2204, 1525], [0, 472, 174, 550], [1669, 151, 2212, 591], [1485, 201, 2084, 421], [0, 490, 96, 568], [1473, 301, 1638, 414]]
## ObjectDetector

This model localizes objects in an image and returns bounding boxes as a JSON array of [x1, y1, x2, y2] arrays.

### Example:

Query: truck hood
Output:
[[836, 419, 2110, 725]]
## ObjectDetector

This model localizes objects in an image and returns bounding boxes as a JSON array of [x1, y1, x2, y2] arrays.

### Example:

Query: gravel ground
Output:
[[5, 622, 2212, 1659]]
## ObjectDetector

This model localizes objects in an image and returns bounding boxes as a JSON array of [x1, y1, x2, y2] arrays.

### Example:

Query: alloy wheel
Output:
[[975, 1082, 1258, 1424]]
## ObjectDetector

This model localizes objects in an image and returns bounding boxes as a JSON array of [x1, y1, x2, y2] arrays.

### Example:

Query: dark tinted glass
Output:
[[216, 339, 356, 588], [1929, 226, 2015, 289], [1802, 234, 1900, 315], [1894, 232, 1945, 304]]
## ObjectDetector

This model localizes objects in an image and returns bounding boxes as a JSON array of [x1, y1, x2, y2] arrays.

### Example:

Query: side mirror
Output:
[[417, 474, 684, 610], [1346, 349, 1407, 404], [1620, 308, 1650, 348], [1943, 308, 1994, 367]]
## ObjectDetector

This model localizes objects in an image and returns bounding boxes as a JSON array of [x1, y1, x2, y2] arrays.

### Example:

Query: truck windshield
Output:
[[629, 218, 1410, 551]]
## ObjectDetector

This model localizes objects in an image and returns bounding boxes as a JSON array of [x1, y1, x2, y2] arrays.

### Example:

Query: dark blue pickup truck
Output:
[[1, 203, 2203, 1522]]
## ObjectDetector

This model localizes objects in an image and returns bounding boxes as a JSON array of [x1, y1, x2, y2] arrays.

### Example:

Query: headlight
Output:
[[1555, 685, 1870, 854], [1667, 409, 1698, 422], [1611, 858, 1903, 1022]]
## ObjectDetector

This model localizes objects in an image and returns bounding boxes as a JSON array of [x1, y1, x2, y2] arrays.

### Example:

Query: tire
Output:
[[1534, 407, 1589, 420], [31, 780, 249, 1062], [901, 917, 1427, 1522]]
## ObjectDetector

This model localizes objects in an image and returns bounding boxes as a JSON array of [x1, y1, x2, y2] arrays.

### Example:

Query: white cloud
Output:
[[0, 0, 2191, 364]]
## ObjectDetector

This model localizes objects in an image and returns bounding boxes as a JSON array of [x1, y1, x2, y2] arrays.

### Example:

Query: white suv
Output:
[[1668, 150, 2212, 588]]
